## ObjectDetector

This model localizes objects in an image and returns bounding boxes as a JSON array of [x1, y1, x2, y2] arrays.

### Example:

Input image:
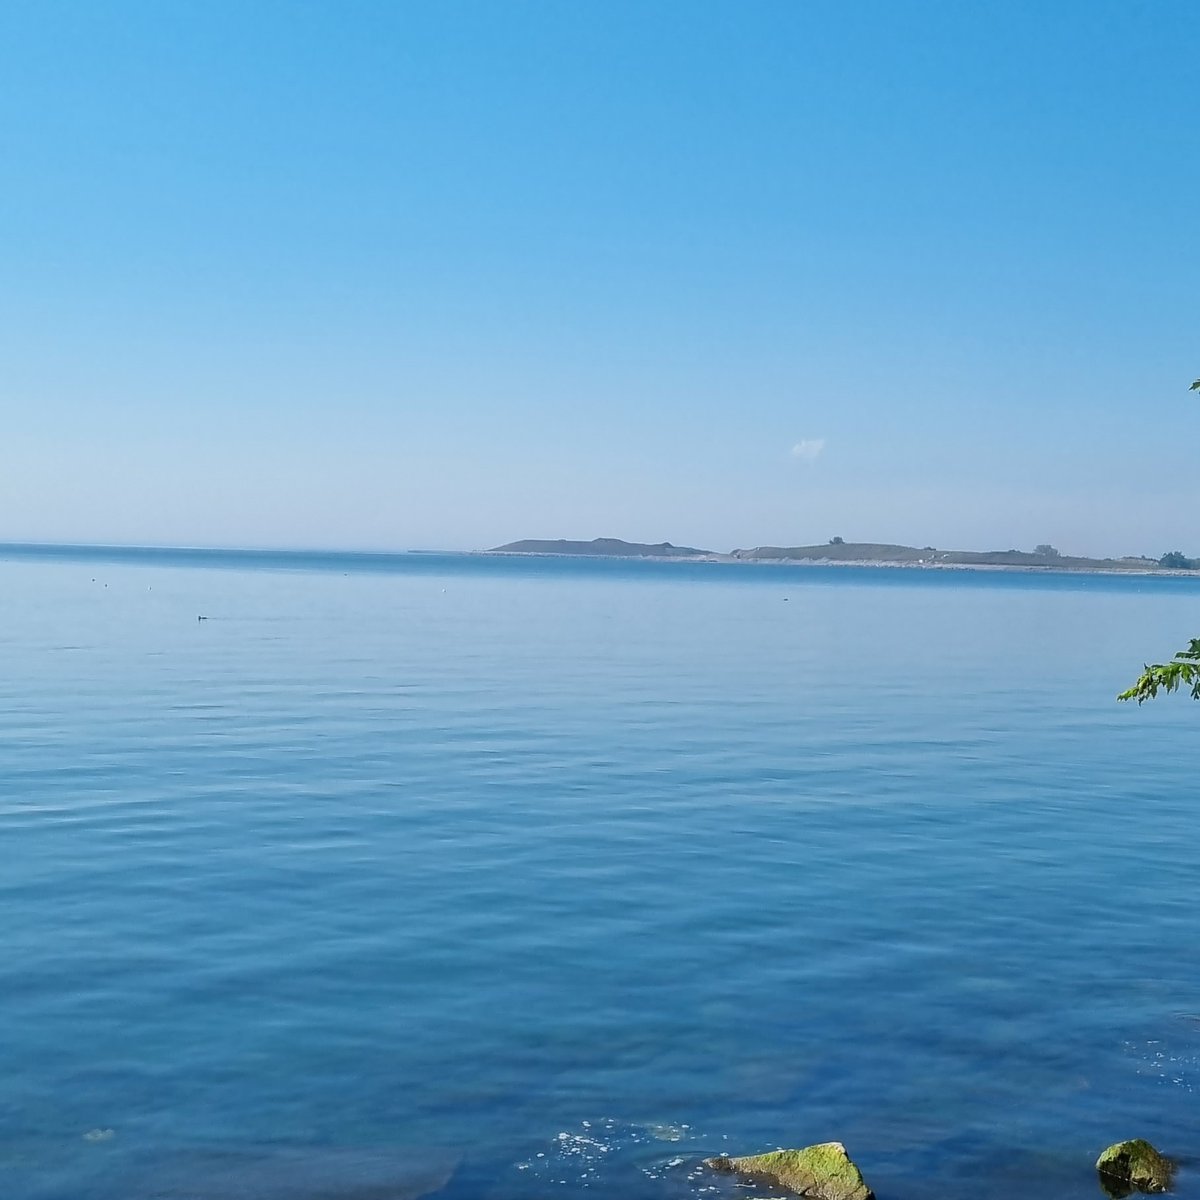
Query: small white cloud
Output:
[[791, 438, 826, 462]]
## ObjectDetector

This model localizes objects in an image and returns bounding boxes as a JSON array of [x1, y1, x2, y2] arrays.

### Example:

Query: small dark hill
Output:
[[490, 537, 715, 558]]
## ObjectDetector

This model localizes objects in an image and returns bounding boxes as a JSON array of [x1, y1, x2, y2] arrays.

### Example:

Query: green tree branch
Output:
[[1120, 378, 1200, 702], [1119, 639, 1200, 703]]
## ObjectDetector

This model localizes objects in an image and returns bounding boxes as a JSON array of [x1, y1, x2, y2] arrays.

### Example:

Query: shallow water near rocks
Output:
[[2, 546, 1199, 1200]]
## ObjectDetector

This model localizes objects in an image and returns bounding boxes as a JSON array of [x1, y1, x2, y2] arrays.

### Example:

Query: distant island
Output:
[[729, 542, 1165, 570], [490, 538, 717, 559], [488, 538, 1194, 572]]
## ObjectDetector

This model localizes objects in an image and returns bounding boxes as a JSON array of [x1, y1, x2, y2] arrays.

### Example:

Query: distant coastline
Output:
[[1, 539, 1196, 579], [487, 537, 1198, 575]]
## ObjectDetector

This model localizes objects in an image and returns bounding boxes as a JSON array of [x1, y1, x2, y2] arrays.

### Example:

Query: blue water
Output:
[[3, 546, 1199, 1200]]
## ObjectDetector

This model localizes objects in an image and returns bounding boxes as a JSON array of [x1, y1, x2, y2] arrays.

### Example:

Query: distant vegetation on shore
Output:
[[491, 538, 715, 558], [490, 537, 1195, 572]]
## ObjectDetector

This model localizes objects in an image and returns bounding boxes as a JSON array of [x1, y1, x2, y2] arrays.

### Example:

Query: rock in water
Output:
[[1096, 1139, 1174, 1196], [705, 1141, 873, 1200]]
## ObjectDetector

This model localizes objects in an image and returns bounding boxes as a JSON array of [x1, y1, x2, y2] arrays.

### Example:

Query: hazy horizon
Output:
[[0, 530, 1185, 561], [4, 1, 1197, 556]]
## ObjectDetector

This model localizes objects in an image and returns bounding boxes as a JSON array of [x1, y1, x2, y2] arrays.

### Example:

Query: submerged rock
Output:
[[1096, 1139, 1174, 1196], [705, 1141, 873, 1200]]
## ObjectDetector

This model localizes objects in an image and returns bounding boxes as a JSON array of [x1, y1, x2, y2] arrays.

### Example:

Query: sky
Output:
[[1, 0, 1197, 555]]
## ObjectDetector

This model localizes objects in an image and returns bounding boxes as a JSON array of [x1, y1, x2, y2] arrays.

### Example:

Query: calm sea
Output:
[[3, 546, 1198, 1200]]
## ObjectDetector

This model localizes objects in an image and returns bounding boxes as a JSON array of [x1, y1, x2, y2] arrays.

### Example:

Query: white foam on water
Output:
[[512, 1119, 716, 1194], [1125, 1037, 1198, 1092]]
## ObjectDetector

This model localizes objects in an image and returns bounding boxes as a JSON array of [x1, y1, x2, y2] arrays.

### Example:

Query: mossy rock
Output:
[[705, 1141, 873, 1200], [1096, 1139, 1174, 1197]]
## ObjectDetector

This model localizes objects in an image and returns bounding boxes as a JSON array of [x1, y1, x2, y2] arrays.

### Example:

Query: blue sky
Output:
[[2, 0, 1196, 554]]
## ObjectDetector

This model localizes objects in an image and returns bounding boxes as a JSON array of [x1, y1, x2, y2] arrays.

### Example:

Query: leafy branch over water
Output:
[[1119, 639, 1200, 703], [1119, 379, 1200, 704]]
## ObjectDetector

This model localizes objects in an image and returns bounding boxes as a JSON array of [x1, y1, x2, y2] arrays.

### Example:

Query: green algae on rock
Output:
[[705, 1141, 873, 1200], [1096, 1139, 1174, 1197]]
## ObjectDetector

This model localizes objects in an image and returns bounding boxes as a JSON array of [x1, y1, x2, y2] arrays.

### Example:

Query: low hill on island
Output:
[[490, 537, 716, 558], [731, 542, 1163, 570], [489, 537, 1180, 571]]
